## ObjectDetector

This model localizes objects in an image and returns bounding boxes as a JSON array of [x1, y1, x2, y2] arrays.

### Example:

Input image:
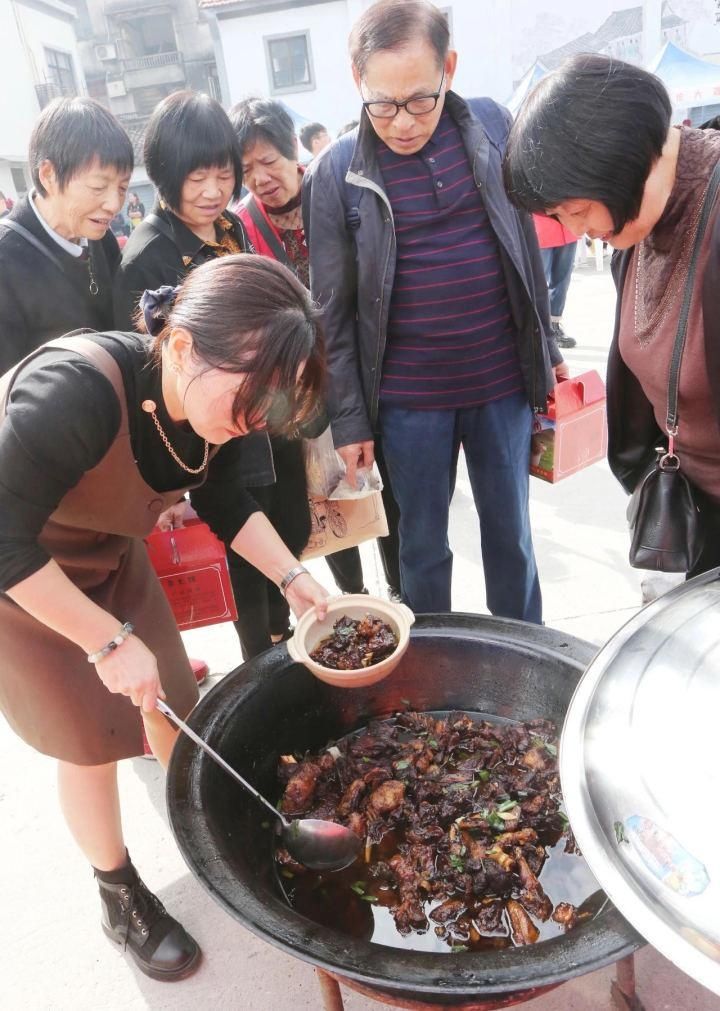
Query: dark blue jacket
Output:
[[303, 91, 560, 447]]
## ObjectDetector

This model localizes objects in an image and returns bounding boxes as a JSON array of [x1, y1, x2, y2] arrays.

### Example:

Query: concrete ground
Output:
[[1, 258, 716, 1010]]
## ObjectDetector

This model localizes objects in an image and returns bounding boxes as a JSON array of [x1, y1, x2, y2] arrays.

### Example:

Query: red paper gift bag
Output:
[[145, 519, 237, 631], [530, 371, 607, 483]]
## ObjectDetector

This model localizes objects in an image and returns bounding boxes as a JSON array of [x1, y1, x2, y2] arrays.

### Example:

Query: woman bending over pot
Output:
[[504, 54, 720, 577], [0, 254, 327, 981]]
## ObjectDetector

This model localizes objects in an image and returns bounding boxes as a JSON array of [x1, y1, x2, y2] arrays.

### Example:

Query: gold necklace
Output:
[[141, 399, 209, 475]]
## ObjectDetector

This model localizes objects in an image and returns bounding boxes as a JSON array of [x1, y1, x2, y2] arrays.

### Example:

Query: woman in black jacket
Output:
[[0, 96, 131, 372], [113, 91, 323, 660], [113, 92, 248, 329]]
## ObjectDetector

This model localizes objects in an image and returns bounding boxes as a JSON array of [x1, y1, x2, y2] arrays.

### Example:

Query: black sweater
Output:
[[113, 205, 249, 330], [0, 196, 120, 373], [0, 332, 266, 591]]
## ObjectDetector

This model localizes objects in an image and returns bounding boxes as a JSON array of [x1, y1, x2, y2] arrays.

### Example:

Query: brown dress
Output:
[[0, 336, 200, 765]]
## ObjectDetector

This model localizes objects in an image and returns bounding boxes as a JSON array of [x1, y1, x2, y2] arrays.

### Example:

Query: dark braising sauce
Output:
[[276, 711, 602, 953]]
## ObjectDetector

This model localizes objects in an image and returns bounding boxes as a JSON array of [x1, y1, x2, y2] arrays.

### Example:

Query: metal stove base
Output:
[[316, 953, 645, 1011]]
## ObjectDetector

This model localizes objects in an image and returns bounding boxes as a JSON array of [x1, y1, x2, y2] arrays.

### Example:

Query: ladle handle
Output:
[[156, 699, 287, 826]]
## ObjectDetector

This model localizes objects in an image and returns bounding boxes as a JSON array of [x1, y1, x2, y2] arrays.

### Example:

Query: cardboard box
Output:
[[145, 519, 237, 631], [530, 371, 607, 483]]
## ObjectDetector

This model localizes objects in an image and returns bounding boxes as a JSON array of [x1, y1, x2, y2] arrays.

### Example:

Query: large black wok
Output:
[[167, 614, 642, 1003]]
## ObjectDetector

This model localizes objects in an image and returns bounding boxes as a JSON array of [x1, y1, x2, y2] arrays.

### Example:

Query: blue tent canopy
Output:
[[276, 100, 311, 128], [648, 41, 720, 109], [507, 61, 548, 117]]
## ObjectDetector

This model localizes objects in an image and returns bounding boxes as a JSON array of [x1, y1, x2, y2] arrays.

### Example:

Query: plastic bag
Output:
[[303, 426, 383, 500]]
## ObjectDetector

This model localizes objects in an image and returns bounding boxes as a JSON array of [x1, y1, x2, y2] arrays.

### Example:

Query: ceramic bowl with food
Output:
[[286, 594, 415, 688]]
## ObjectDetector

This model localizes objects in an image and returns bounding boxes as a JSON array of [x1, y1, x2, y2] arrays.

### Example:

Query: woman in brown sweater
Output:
[[503, 53, 720, 577]]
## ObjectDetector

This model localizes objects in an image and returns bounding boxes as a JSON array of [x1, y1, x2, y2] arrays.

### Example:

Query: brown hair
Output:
[[143, 255, 325, 435], [349, 0, 450, 76]]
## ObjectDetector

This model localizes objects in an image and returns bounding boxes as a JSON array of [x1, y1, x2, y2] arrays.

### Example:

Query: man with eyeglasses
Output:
[[303, 0, 566, 621]]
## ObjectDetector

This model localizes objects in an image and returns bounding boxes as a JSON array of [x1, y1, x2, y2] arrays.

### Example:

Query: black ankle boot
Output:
[[95, 861, 201, 981]]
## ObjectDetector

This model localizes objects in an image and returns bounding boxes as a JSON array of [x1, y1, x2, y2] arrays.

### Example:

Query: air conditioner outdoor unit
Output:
[[96, 44, 117, 62], [107, 79, 127, 98]]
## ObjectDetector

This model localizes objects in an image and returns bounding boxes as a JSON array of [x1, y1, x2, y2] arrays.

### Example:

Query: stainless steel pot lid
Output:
[[560, 567, 720, 997]]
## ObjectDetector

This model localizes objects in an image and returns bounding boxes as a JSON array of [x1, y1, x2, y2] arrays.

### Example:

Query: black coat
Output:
[[0, 196, 120, 373], [607, 211, 720, 494], [112, 204, 249, 330]]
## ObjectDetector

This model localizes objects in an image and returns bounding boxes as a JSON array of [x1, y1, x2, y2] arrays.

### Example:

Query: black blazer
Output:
[[0, 196, 120, 373], [112, 204, 249, 330]]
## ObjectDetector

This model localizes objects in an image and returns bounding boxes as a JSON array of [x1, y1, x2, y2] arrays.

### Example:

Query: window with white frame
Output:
[[45, 48, 77, 97], [264, 31, 314, 94]]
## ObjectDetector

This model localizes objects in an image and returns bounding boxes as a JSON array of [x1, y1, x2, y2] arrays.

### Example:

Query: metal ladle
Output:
[[157, 699, 362, 871]]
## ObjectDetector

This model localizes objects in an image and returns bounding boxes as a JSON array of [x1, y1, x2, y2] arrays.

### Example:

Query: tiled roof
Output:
[[539, 33, 598, 70], [117, 116, 148, 165], [540, 3, 687, 69]]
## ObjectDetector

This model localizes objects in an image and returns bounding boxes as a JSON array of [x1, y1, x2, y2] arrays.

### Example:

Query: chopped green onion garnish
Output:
[[350, 881, 366, 895], [497, 798, 518, 813], [361, 895, 379, 902]]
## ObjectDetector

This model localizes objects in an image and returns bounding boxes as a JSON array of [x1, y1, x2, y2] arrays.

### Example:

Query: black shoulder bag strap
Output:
[[665, 159, 720, 443], [0, 219, 64, 273], [245, 199, 290, 267], [145, 212, 178, 246]]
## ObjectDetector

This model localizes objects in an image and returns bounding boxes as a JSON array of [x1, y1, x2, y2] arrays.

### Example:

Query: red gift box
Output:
[[145, 519, 237, 631], [530, 371, 607, 483]]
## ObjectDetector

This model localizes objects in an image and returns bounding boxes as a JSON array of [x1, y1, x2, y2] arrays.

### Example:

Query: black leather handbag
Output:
[[627, 161, 720, 573]]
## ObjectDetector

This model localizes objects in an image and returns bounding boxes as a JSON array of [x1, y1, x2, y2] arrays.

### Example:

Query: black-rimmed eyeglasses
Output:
[[361, 70, 445, 120]]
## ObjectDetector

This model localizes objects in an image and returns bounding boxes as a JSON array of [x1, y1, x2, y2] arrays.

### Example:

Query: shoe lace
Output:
[[118, 880, 167, 947]]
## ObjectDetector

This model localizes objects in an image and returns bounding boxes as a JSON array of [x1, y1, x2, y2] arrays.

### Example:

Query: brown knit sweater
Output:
[[619, 126, 720, 503]]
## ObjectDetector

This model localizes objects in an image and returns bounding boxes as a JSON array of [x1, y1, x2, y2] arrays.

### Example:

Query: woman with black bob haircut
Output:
[[504, 54, 720, 577], [0, 253, 327, 982], [113, 90, 247, 328], [503, 54, 672, 238]]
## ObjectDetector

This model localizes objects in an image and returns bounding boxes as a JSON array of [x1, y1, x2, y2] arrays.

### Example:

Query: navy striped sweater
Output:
[[378, 109, 524, 411]]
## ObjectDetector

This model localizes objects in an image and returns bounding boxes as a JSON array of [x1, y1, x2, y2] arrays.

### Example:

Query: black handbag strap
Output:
[[245, 197, 290, 267], [665, 159, 720, 433], [145, 212, 178, 246], [0, 218, 64, 272]]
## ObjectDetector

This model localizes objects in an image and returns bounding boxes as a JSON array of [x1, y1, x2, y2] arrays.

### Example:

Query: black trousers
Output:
[[229, 437, 366, 662]]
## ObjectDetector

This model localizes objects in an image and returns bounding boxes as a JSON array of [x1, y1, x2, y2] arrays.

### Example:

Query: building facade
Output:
[[71, 0, 221, 208], [0, 0, 87, 201], [200, 0, 513, 133], [73, 0, 219, 118], [538, 2, 687, 71]]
